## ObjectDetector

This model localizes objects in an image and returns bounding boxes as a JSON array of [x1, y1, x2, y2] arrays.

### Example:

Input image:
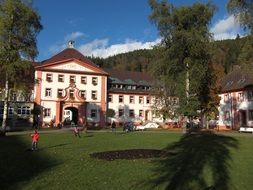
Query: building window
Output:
[[69, 89, 75, 99], [224, 94, 231, 102], [45, 88, 52, 97], [248, 91, 253, 101], [58, 74, 64, 82], [79, 90, 86, 99], [81, 76, 87, 84], [238, 92, 244, 102], [92, 77, 98, 85], [92, 91, 97, 100], [146, 97, 150, 104], [108, 95, 112, 102], [119, 95, 123, 103], [129, 96, 134, 104], [22, 106, 31, 115], [119, 109, 124, 117], [8, 106, 14, 115], [129, 109, 135, 117], [70, 75, 76, 83], [249, 110, 253, 121], [44, 108, 51, 117], [139, 110, 143, 117], [0, 106, 3, 115], [18, 106, 31, 116], [91, 109, 97, 118], [46, 73, 53, 82], [139, 96, 144, 104], [224, 111, 230, 121], [57, 89, 64, 98], [12, 93, 17, 101]]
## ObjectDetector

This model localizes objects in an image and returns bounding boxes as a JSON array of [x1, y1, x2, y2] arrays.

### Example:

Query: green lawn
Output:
[[0, 130, 253, 190]]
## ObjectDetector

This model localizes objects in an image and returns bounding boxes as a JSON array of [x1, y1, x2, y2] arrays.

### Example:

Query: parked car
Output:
[[135, 122, 159, 131], [208, 119, 218, 129], [123, 122, 134, 132]]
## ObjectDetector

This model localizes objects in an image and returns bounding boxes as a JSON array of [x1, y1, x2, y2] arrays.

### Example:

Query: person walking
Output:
[[72, 121, 80, 138], [31, 130, 40, 151], [111, 121, 116, 133]]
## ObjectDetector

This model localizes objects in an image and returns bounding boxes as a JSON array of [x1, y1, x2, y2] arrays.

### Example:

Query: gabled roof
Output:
[[34, 48, 108, 75], [41, 48, 97, 67], [221, 65, 253, 93]]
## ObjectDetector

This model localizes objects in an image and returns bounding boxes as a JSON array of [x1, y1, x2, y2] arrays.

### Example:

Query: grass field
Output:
[[0, 130, 253, 190]]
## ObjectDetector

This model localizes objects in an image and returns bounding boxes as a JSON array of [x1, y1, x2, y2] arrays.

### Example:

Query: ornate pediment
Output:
[[49, 61, 94, 72]]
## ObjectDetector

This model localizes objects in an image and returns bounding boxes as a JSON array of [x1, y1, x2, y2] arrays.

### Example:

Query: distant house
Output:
[[218, 66, 253, 130]]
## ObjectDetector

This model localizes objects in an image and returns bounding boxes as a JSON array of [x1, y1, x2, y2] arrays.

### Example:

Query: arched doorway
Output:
[[64, 107, 78, 125]]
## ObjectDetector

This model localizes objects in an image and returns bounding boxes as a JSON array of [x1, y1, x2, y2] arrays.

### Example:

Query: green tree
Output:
[[149, 0, 217, 123], [227, 0, 253, 34], [149, 46, 178, 121], [0, 0, 42, 134]]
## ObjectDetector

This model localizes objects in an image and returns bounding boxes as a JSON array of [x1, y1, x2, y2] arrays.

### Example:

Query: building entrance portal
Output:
[[64, 107, 78, 125]]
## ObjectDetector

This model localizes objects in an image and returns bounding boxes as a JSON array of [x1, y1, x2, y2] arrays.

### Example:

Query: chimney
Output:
[[68, 40, 75, 48]]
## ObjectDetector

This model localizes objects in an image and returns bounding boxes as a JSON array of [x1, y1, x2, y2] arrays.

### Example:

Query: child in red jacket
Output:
[[31, 130, 40, 151]]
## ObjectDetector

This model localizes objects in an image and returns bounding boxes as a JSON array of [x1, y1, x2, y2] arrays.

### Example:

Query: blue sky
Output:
[[34, 0, 243, 61]]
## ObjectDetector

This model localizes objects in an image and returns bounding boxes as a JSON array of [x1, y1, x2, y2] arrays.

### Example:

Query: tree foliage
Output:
[[0, 0, 42, 132], [149, 0, 217, 118], [227, 0, 253, 34]]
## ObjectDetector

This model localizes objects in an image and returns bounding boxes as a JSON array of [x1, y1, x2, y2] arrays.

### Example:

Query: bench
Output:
[[239, 127, 253, 133]]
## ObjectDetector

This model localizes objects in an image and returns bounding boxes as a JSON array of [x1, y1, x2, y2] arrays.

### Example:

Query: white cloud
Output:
[[64, 31, 85, 41], [210, 15, 242, 40], [48, 31, 85, 55], [78, 38, 161, 58]]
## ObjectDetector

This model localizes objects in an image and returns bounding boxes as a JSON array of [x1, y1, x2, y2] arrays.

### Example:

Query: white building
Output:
[[34, 42, 154, 127], [218, 66, 253, 130]]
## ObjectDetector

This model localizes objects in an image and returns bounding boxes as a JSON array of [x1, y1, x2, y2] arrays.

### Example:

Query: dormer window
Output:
[[81, 76, 87, 84], [46, 74, 53, 82], [92, 77, 98, 85], [70, 75, 76, 83]]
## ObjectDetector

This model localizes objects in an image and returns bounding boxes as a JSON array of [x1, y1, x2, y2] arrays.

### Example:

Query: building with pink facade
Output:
[[33, 42, 154, 127]]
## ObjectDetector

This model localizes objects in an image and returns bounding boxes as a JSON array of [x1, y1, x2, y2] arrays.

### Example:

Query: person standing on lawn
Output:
[[31, 130, 40, 151], [111, 121, 116, 133]]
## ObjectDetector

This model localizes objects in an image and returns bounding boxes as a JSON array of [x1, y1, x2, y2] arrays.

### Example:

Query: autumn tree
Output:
[[0, 0, 42, 134]]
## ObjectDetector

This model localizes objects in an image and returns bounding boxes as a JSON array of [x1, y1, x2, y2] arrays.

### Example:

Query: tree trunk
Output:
[[1, 76, 9, 135], [186, 62, 189, 101]]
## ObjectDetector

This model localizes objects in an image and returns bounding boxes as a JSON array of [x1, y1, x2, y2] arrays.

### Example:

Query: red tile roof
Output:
[[221, 65, 253, 93], [103, 68, 153, 84], [38, 48, 99, 69]]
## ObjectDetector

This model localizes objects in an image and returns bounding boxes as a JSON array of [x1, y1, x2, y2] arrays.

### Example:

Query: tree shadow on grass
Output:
[[0, 135, 60, 189], [149, 131, 238, 190]]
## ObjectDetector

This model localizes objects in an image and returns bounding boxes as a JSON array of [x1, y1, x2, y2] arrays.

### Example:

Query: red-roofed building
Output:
[[33, 41, 155, 127], [218, 65, 253, 130]]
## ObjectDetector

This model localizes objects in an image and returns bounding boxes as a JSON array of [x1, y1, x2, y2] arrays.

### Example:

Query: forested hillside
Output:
[[89, 36, 252, 76]]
